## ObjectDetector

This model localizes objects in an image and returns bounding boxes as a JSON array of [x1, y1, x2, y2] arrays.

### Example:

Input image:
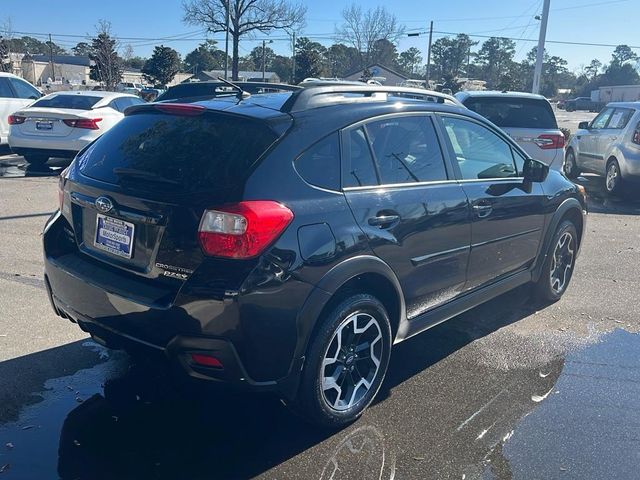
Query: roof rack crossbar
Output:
[[281, 85, 463, 113]]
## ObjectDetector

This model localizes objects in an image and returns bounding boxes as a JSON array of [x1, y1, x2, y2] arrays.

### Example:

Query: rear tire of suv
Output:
[[533, 220, 578, 303], [605, 159, 623, 196], [564, 149, 580, 179], [296, 293, 392, 428]]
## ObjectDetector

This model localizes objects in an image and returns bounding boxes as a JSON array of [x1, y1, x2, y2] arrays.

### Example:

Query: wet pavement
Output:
[[2, 151, 640, 479]]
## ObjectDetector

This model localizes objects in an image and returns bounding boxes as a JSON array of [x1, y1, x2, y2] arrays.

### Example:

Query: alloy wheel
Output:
[[549, 231, 575, 294], [606, 162, 619, 192], [321, 312, 383, 411], [564, 152, 577, 177]]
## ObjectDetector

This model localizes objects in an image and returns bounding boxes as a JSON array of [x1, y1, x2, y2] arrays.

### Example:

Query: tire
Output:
[[564, 149, 580, 179], [24, 154, 49, 166], [295, 293, 392, 428], [566, 105, 574, 112], [533, 220, 578, 303], [605, 158, 623, 196]]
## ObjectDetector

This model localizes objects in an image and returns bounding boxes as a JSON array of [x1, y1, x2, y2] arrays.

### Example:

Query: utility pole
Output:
[[48, 33, 55, 81], [291, 32, 296, 84], [532, 0, 551, 95], [425, 21, 433, 88], [224, 0, 230, 79], [262, 40, 266, 82]]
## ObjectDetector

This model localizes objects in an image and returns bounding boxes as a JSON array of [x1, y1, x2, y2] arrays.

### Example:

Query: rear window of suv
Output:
[[77, 112, 278, 192], [463, 97, 558, 129], [32, 94, 102, 110]]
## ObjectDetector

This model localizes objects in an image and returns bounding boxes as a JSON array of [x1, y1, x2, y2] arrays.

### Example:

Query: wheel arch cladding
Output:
[[533, 198, 584, 281], [298, 256, 405, 360]]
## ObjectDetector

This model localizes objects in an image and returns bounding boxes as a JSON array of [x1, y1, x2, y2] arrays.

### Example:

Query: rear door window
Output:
[[365, 116, 447, 184], [32, 95, 102, 110], [295, 133, 340, 191], [343, 127, 379, 188], [78, 112, 278, 193], [464, 97, 558, 129], [0, 78, 13, 98], [8, 78, 40, 99]]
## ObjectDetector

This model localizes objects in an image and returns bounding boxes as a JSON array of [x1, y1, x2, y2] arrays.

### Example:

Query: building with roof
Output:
[[188, 70, 281, 83], [343, 64, 409, 86], [20, 54, 93, 86]]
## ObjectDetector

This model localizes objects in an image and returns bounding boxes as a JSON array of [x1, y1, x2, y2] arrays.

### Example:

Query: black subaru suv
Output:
[[44, 85, 586, 427]]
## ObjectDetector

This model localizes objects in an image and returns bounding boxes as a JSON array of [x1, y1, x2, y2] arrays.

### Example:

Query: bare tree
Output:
[[182, 0, 306, 80], [336, 5, 404, 67]]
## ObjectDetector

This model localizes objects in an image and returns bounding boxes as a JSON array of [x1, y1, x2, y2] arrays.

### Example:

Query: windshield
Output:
[[32, 95, 102, 110], [78, 111, 278, 192], [464, 97, 558, 129]]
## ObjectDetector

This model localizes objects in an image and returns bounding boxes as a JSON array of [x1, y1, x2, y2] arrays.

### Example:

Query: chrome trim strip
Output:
[[411, 245, 470, 266], [471, 227, 541, 249]]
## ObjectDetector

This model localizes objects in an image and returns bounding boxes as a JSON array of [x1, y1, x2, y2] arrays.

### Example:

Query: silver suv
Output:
[[456, 91, 565, 171], [565, 102, 640, 195]]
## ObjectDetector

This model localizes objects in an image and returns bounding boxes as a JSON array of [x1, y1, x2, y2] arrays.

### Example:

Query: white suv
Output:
[[456, 91, 565, 171], [0, 73, 42, 146]]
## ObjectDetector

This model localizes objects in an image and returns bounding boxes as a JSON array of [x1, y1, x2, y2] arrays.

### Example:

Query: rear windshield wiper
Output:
[[113, 167, 182, 185]]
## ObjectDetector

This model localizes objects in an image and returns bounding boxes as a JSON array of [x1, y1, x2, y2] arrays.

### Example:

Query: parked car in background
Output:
[[456, 91, 565, 171], [0, 72, 42, 146], [156, 81, 300, 103], [45, 85, 586, 427], [116, 82, 144, 95], [564, 96, 599, 112], [8, 91, 145, 165], [565, 102, 640, 195]]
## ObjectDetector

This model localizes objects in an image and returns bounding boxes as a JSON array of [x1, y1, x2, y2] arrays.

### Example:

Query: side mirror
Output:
[[578, 121, 590, 130], [523, 158, 549, 183]]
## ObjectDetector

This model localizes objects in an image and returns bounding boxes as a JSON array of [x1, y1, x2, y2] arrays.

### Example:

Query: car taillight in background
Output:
[[534, 134, 566, 150], [8, 115, 26, 125], [198, 201, 294, 259], [63, 118, 102, 130], [633, 122, 640, 146]]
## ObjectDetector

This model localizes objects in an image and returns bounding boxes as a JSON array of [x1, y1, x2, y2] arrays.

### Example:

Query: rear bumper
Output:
[[11, 146, 78, 159], [9, 132, 94, 156], [42, 212, 309, 398]]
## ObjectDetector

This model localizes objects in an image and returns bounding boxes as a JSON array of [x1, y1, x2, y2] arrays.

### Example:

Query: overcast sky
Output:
[[3, 0, 637, 72]]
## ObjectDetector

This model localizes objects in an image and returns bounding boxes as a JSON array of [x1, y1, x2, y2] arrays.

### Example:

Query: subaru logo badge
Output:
[[95, 196, 113, 213]]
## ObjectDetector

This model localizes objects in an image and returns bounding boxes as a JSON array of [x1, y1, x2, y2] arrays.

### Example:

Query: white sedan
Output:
[[8, 91, 145, 165]]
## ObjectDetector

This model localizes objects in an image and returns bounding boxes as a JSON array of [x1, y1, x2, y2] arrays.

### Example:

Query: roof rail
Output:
[[280, 85, 463, 113]]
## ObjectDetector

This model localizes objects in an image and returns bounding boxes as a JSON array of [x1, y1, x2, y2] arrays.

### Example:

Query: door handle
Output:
[[472, 203, 493, 218], [368, 214, 400, 228]]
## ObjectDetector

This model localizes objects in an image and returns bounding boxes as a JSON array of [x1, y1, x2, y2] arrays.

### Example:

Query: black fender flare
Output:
[[532, 197, 585, 282], [278, 255, 406, 400]]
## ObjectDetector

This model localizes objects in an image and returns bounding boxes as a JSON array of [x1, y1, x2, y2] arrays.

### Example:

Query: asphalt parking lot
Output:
[[1, 144, 640, 479]]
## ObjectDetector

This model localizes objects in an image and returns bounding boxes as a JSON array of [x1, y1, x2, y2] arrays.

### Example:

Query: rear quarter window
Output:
[[295, 133, 341, 191], [464, 97, 558, 129], [78, 112, 278, 193]]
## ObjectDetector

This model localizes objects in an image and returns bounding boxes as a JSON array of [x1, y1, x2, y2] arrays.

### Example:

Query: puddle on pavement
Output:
[[0, 157, 64, 178], [1, 328, 638, 479]]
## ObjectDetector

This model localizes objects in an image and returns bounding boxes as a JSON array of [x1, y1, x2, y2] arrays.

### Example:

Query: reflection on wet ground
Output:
[[0, 155, 65, 178], [1, 285, 638, 479]]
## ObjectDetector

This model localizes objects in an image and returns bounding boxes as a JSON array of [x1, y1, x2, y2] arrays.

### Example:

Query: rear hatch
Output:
[[63, 104, 282, 296], [463, 96, 564, 168], [13, 107, 97, 138], [14, 94, 104, 137]]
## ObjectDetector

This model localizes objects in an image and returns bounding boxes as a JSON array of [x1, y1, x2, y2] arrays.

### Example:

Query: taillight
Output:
[[63, 118, 102, 130], [198, 201, 294, 259], [534, 134, 565, 150], [8, 115, 25, 125], [633, 122, 640, 146]]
